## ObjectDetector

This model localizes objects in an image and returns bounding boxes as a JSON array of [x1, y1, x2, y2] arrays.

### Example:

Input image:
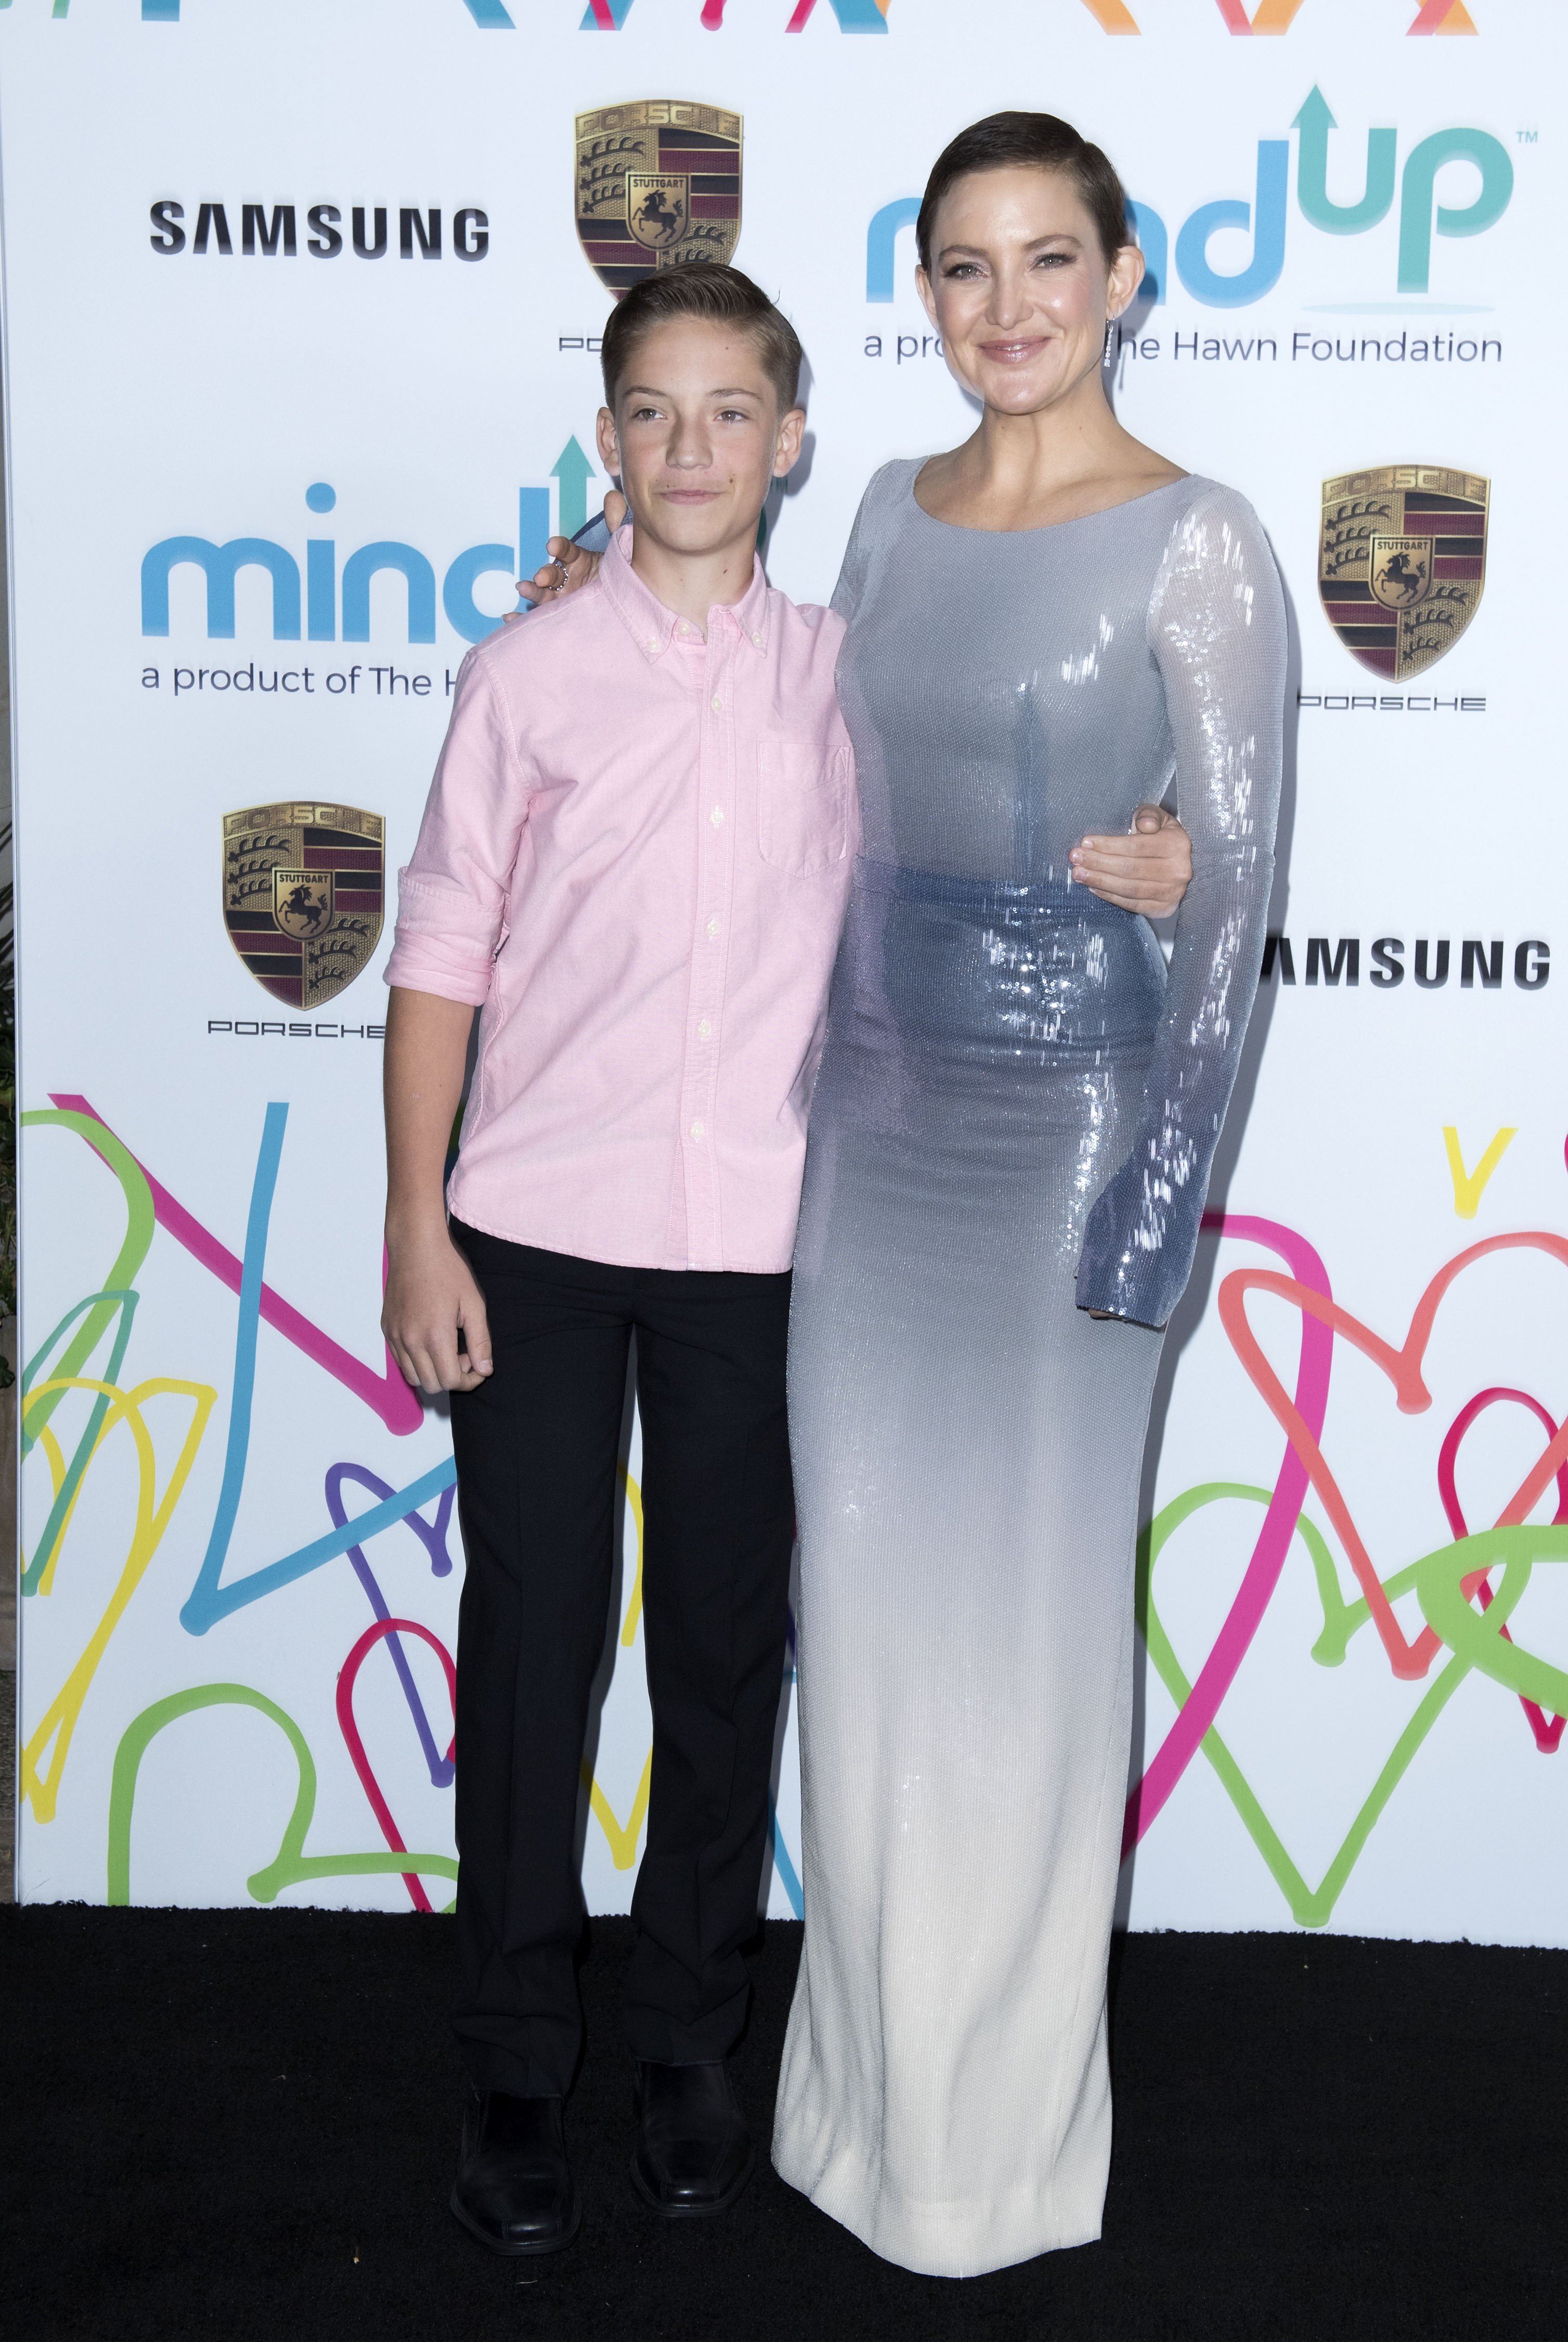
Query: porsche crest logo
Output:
[[575, 101, 742, 297], [1319, 467, 1488, 680], [223, 803, 384, 1010]]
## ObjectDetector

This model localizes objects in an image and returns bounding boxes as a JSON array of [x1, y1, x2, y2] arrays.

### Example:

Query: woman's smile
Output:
[[977, 334, 1054, 365]]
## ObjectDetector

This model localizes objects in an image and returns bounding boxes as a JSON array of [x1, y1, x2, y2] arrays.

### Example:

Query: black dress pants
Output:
[[447, 1225, 795, 2099]]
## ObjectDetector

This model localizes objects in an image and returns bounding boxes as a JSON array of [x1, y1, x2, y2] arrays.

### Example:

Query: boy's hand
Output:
[[1069, 804, 1193, 917], [511, 490, 628, 614], [383, 1229, 494, 1394]]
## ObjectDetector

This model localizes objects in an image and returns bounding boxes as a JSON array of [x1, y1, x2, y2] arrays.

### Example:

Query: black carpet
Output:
[[4, 1910, 1564, 2342]]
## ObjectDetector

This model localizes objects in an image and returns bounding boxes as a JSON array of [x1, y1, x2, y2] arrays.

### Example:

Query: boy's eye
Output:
[[716, 408, 751, 424], [628, 405, 662, 422]]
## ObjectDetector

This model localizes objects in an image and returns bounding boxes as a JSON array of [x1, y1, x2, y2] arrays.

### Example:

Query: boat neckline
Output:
[[907, 464, 1195, 538]]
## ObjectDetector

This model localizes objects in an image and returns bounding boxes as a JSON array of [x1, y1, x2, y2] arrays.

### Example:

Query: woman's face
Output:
[[917, 164, 1142, 417]]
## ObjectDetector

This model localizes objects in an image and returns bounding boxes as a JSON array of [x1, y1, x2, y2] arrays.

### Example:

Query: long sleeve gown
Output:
[[771, 460, 1286, 2277]]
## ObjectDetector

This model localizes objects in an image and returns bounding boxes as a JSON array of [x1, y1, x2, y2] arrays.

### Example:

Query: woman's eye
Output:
[[943, 262, 982, 280], [1034, 252, 1071, 269]]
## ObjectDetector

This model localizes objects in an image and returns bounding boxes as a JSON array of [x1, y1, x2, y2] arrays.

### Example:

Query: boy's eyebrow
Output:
[[620, 382, 768, 401]]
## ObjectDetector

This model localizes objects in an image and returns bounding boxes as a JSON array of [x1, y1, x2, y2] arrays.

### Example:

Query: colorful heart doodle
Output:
[[335, 1617, 457, 1912]]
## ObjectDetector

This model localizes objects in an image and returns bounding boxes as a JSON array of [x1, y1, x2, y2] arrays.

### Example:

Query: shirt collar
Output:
[[598, 523, 773, 663]]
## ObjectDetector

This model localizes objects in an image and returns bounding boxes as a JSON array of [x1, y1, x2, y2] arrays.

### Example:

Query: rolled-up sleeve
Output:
[[383, 645, 529, 1007]]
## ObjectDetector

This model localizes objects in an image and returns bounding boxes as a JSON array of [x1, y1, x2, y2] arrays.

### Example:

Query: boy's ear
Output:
[[771, 404, 807, 479], [595, 405, 619, 477]]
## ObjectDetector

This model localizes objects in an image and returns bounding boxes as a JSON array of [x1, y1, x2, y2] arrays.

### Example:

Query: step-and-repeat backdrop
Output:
[[4, 0, 1565, 1942]]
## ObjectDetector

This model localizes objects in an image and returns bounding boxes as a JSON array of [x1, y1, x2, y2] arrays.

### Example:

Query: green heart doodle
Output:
[[1417, 1525, 1568, 1710], [19, 1109, 157, 1594], [1139, 1486, 1565, 1927], [106, 1684, 458, 1911]]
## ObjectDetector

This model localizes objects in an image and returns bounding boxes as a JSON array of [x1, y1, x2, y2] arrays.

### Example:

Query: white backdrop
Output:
[[5, 0, 1566, 1945]]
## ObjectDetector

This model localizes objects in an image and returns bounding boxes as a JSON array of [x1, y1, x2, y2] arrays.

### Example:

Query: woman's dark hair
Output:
[[601, 263, 804, 412], [915, 112, 1130, 273]]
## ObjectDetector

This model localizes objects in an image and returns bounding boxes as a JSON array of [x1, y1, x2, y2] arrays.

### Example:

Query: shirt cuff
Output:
[[383, 933, 494, 1007]]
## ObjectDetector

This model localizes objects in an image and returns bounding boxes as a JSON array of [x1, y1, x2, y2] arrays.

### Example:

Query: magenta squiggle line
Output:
[[1123, 1210, 1334, 1858], [51, 1093, 422, 1436]]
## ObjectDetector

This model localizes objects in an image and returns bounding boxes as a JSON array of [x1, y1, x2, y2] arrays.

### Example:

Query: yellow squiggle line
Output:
[[620, 1464, 644, 1647], [573, 1466, 653, 1869], [21, 1374, 216, 1822], [32, 1423, 71, 1593], [581, 1751, 654, 1871]]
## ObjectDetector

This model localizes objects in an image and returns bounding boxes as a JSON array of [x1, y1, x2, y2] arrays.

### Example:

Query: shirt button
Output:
[[752, 632, 763, 647], [690, 1121, 705, 1141], [710, 694, 722, 712], [706, 917, 720, 940], [710, 806, 724, 827], [698, 1018, 711, 1037], [647, 638, 658, 653]]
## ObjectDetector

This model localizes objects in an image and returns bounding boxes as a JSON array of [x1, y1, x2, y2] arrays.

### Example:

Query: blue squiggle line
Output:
[[180, 1103, 287, 1632], [186, 1455, 459, 1636], [181, 1105, 460, 1633], [769, 1799, 804, 1919]]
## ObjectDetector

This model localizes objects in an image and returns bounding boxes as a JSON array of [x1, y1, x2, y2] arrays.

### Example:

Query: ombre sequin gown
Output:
[[772, 462, 1285, 2277]]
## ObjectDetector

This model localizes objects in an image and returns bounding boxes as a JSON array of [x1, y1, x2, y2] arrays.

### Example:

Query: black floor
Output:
[[5, 1909, 1565, 2341]]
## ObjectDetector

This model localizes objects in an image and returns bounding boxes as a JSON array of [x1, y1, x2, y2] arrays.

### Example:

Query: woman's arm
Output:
[[1074, 486, 1286, 1327]]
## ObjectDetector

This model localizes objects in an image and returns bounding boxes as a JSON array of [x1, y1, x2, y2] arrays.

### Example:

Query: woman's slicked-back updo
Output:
[[915, 112, 1130, 274]]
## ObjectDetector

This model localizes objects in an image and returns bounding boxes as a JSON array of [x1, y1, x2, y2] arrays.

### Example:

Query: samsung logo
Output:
[[149, 201, 489, 261]]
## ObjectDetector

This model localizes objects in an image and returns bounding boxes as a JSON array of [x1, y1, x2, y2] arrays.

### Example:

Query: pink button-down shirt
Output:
[[384, 530, 857, 1273]]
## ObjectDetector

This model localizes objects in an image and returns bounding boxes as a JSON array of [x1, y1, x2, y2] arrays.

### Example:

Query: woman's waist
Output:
[[832, 856, 1167, 1056], [852, 856, 1108, 917]]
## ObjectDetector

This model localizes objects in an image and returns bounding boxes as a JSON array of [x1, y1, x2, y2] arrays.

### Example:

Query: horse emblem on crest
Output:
[[575, 101, 742, 298], [1318, 467, 1488, 681], [222, 803, 384, 1010]]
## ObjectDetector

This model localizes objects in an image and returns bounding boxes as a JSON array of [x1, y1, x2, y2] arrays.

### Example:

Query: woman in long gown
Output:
[[769, 114, 1286, 2276]]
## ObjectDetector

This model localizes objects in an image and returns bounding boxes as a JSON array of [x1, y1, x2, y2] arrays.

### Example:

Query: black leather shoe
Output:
[[450, 2090, 580, 2255], [630, 2060, 755, 2217]]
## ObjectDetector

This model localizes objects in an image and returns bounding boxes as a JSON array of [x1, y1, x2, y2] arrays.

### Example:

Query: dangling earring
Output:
[[1103, 317, 1115, 360]]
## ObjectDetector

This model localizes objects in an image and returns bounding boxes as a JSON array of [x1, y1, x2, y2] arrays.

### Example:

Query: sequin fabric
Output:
[[772, 461, 1285, 2275]]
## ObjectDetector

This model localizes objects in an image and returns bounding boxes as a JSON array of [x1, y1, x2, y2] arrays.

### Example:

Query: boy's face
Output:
[[597, 319, 804, 560]]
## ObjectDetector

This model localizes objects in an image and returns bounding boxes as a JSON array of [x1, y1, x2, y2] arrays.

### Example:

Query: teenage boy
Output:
[[382, 264, 1191, 2257], [383, 265, 848, 2256]]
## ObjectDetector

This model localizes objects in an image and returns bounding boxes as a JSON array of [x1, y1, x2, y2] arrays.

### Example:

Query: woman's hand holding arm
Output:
[[1070, 803, 1192, 916]]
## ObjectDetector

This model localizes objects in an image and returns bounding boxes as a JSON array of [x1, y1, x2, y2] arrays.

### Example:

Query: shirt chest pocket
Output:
[[756, 740, 852, 878]]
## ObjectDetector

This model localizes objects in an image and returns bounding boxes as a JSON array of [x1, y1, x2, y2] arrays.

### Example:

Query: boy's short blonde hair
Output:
[[601, 264, 804, 414]]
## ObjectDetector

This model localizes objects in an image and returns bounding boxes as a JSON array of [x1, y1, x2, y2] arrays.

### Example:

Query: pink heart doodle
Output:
[[1437, 1387, 1568, 1754], [1128, 1223, 1568, 1861], [336, 1616, 457, 1913]]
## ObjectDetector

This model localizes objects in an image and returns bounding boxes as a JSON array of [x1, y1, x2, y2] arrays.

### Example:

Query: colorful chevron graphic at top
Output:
[[8, 1, 1482, 33]]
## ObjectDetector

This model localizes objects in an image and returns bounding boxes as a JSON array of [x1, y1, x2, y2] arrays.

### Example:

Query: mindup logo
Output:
[[141, 446, 599, 646], [867, 87, 1512, 306]]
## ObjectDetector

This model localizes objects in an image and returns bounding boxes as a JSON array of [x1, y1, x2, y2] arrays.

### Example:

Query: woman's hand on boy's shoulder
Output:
[[509, 491, 628, 617]]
